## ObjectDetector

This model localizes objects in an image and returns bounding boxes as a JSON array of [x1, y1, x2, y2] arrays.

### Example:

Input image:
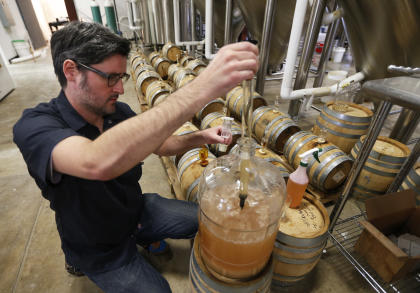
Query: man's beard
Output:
[[78, 74, 117, 116]]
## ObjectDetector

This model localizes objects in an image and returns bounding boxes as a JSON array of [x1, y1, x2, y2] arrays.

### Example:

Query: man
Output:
[[13, 21, 258, 292]]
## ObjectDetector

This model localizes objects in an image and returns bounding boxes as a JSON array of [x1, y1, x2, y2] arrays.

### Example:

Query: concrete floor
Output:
[[0, 48, 392, 292]]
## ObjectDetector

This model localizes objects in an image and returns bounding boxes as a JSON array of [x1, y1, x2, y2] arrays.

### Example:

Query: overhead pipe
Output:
[[280, 0, 365, 107], [204, 0, 216, 59], [256, 0, 278, 95]]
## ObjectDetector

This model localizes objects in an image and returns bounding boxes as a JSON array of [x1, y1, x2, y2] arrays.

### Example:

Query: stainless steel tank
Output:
[[193, 0, 245, 46], [236, 0, 297, 69], [338, 0, 420, 80]]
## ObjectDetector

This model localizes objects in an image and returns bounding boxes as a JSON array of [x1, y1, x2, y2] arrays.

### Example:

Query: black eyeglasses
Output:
[[76, 62, 130, 87]]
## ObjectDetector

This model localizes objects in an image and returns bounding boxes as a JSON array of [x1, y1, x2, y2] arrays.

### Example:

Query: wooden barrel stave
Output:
[[178, 149, 215, 202], [312, 101, 373, 153], [152, 57, 171, 80], [350, 136, 410, 199], [273, 194, 329, 285], [136, 70, 161, 96], [252, 106, 300, 154], [195, 98, 225, 122], [284, 131, 352, 191], [226, 86, 267, 121], [145, 80, 172, 107], [162, 42, 182, 62]]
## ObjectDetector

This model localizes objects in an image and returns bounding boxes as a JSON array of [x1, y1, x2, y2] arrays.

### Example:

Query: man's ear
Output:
[[63, 59, 79, 83]]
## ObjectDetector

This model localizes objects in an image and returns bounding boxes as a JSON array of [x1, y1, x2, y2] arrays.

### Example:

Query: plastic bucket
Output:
[[13, 40, 31, 57], [332, 47, 346, 63]]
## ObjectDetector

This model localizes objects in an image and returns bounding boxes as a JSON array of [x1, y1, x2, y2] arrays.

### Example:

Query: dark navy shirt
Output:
[[13, 90, 144, 273]]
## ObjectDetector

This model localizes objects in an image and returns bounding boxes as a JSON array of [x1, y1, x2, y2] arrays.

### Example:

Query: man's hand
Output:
[[192, 42, 259, 100], [200, 126, 233, 146]]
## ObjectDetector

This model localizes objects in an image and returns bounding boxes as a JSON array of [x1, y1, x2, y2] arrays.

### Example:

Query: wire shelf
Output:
[[328, 213, 420, 293]]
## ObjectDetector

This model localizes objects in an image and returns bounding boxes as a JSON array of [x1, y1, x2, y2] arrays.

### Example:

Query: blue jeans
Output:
[[85, 193, 198, 293]]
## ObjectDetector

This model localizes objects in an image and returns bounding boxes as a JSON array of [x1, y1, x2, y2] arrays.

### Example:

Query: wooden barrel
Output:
[[171, 122, 200, 165], [180, 54, 194, 67], [134, 64, 155, 80], [312, 101, 373, 153], [229, 143, 290, 179], [200, 112, 242, 156], [186, 59, 206, 74], [399, 163, 420, 205], [252, 106, 301, 154], [131, 57, 150, 74], [350, 136, 410, 200], [130, 52, 147, 66], [178, 74, 196, 88], [226, 86, 267, 121], [195, 98, 225, 122], [272, 193, 329, 288], [152, 56, 171, 80], [162, 42, 182, 62], [145, 80, 172, 107], [148, 51, 161, 64], [190, 235, 273, 293], [177, 148, 215, 202], [168, 63, 182, 82], [136, 70, 161, 96], [284, 131, 353, 191], [174, 68, 197, 89]]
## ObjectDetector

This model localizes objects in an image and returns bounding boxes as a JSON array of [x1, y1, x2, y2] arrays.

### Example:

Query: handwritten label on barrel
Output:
[[279, 199, 324, 238]]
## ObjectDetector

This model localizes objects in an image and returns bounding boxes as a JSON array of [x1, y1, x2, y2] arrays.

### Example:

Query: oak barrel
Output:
[[148, 51, 160, 65], [162, 42, 182, 62], [350, 136, 410, 199], [272, 193, 329, 288], [134, 64, 155, 81], [186, 59, 206, 74], [399, 163, 420, 205], [177, 148, 215, 202], [283, 131, 353, 191], [195, 98, 225, 122], [168, 63, 182, 82], [136, 70, 161, 96], [226, 86, 267, 121], [190, 235, 272, 293], [252, 106, 300, 154], [152, 56, 171, 80], [312, 101, 373, 153], [145, 80, 172, 107], [174, 68, 197, 89]]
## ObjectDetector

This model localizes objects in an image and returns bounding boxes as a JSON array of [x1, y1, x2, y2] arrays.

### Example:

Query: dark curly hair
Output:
[[51, 21, 131, 88]]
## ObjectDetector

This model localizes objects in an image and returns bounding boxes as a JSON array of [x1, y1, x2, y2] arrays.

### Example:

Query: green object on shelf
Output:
[[104, 4, 117, 34], [91, 3, 102, 25]]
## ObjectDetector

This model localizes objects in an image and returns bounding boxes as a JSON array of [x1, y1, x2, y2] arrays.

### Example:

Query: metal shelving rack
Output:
[[327, 75, 420, 293], [329, 214, 420, 292]]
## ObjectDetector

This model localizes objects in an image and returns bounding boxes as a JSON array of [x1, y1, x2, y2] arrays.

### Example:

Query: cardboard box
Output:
[[354, 190, 420, 282]]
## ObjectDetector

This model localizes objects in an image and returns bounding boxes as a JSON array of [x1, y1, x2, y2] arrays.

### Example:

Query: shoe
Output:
[[146, 240, 171, 256], [65, 262, 84, 277]]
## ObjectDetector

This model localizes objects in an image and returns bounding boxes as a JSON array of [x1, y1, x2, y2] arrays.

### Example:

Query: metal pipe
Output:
[[173, 0, 204, 46], [389, 109, 420, 144], [224, 0, 233, 45], [387, 139, 420, 193], [313, 1, 339, 88], [205, 0, 216, 59], [288, 0, 327, 119], [329, 101, 393, 230], [190, 0, 196, 41], [163, 0, 172, 43], [256, 0, 278, 95]]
